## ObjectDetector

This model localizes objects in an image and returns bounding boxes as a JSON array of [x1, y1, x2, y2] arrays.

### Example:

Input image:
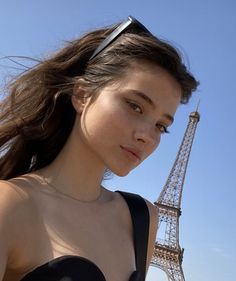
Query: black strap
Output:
[[116, 191, 150, 281]]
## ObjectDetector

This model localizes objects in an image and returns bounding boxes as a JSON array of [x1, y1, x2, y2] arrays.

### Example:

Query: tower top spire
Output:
[[196, 99, 201, 111], [190, 100, 201, 121]]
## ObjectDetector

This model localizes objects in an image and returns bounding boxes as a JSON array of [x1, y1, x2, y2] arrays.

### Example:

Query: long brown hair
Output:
[[0, 21, 199, 180]]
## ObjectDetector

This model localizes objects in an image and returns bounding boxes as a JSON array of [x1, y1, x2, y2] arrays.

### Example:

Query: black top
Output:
[[20, 191, 150, 281]]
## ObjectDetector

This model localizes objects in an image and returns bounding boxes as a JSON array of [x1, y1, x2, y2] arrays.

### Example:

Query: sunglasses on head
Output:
[[89, 16, 152, 61]]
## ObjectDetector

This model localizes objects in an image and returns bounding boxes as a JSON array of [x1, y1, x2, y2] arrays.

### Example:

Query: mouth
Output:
[[120, 145, 142, 162]]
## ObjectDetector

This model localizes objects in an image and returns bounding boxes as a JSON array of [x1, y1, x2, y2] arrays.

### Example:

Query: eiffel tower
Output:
[[150, 110, 200, 281]]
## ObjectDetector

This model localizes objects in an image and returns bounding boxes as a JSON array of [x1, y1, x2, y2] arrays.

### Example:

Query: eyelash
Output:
[[126, 100, 143, 113], [156, 124, 170, 134], [126, 100, 170, 134]]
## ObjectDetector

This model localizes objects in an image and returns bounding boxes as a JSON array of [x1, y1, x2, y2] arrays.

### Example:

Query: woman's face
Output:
[[75, 62, 181, 176]]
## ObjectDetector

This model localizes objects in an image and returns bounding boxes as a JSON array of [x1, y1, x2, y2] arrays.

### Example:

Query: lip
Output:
[[120, 145, 142, 162]]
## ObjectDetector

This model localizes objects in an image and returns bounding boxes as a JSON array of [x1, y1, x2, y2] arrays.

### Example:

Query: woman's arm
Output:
[[0, 242, 7, 281], [0, 181, 16, 280], [0, 181, 28, 281], [144, 199, 158, 274]]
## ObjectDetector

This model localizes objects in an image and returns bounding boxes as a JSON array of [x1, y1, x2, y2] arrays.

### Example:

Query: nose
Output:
[[134, 126, 160, 149]]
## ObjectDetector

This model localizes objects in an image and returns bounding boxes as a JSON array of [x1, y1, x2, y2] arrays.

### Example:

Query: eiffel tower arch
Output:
[[150, 111, 200, 281]]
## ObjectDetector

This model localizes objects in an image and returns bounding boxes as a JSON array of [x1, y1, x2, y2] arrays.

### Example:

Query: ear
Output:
[[71, 79, 90, 114]]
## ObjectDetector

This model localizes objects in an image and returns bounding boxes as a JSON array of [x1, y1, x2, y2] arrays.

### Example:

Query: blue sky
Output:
[[0, 1, 235, 281]]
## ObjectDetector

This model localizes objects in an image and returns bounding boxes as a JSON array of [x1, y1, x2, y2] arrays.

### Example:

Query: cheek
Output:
[[79, 103, 127, 146], [146, 138, 161, 160]]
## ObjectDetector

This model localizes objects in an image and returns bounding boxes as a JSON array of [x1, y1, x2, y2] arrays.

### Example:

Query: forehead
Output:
[[117, 62, 182, 101], [90, 62, 181, 120]]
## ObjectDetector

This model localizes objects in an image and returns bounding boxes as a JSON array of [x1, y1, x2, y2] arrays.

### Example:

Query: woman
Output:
[[0, 16, 198, 281]]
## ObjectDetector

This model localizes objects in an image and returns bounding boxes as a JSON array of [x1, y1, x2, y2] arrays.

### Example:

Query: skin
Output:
[[0, 62, 181, 281]]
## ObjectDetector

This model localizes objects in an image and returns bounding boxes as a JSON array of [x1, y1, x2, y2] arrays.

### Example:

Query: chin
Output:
[[112, 167, 132, 177], [115, 171, 130, 177], [107, 162, 138, 177]]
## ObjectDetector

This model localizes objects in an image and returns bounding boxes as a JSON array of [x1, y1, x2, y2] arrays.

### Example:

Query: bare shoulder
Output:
[[0, 178, 36, 242], [0, 180, 28, 279], [0, 179, 35, 219], [0, 180, 38, 275], [143, 197, 158, 273]]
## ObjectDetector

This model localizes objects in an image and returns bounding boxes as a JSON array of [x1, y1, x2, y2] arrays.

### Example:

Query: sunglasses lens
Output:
[[89, 16, 151, 61]]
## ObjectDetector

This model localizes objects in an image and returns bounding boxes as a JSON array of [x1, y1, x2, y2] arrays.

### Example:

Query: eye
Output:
[[126, 100, 143, 113], [156, 123, 170, 134]]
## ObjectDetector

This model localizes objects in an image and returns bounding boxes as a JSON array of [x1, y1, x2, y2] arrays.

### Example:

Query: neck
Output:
[[39, 121, 106, 202]]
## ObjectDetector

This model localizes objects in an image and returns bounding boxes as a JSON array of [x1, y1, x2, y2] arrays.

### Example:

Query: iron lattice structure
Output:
[[151, 111, 200, 281]]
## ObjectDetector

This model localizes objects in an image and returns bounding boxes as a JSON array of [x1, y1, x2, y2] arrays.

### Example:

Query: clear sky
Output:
[[0, 1, 235, 281]]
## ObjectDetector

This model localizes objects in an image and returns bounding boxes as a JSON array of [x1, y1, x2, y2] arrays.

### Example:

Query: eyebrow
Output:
[[130, 90, 175, 124]]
